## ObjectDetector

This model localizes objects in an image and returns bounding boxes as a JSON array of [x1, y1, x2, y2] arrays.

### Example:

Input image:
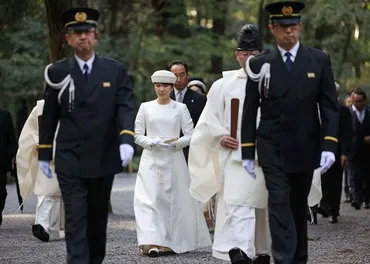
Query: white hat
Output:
[[188, 80, 206, 92], [151, 70, 176, 84]]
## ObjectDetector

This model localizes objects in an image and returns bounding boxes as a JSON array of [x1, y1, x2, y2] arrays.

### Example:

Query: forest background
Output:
[[1, 0, 369, 169]]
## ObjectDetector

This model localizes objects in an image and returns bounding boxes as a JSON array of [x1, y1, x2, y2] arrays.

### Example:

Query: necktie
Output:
[[177, 92, 183, 103], [285, 52, 293, 72], [83, 63, 90, 78]]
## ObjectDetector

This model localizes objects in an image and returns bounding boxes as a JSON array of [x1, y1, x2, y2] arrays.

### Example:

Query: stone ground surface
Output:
[[1, 173, 369, 264]]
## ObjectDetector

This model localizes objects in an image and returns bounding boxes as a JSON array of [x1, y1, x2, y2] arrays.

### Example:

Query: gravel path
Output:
[[1, 173, 369, 263]]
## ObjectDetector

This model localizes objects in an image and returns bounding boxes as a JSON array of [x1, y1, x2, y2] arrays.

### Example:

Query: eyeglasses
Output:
[[68, 28, 96, 35], [273, 23, 300, 31], [237, 51, 259, 57]]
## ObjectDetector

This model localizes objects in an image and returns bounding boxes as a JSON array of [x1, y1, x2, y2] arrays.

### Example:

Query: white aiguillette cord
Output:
[[245, 55, 271, 98], [44, 64, 75, 112]]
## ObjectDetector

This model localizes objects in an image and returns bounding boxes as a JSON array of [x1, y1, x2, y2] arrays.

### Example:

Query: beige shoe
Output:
[[148, 247, 159, 257], [159, 247, 175, 255]]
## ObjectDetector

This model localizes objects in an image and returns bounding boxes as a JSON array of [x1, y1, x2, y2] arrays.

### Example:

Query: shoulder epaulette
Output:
[[54, 58, 68, 65]]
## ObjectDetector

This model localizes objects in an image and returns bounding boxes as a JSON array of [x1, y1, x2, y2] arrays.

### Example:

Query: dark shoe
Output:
[[253, 254, 270, 264], [351, 202, 361, 210], [317, 207, 329, 218], [32, 224, 50, 242], [329, 216, 338, 223], [228, 247, 252, 264], [364, 203, 370, 209]]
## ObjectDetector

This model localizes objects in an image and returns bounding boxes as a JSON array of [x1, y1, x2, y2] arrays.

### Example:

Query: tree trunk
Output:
[[106, 0, 118, 36], [336, 28, 353, 80], [259, 0, 273, 46], [15, 98, 28, 138], [354, 63, 361, 79], [195, 0, 203, 26], [44, 0, 88, 63], [211, 0, 227, 75], [119, 0, 134, 38], [167, 0, 191, 38], [44, 0, 71, 63], [151, 0, 168, 39]]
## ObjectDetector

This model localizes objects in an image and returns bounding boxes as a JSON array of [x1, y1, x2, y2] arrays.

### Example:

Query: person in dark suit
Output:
[[38, 7, 135, 264], [240, 2, 339, 264], [319, 83, 352, 223], [168, 60, 207, 161], [0, 109, 17, 226], [347, 88, 370, 210], [342, 92, 353, 203]]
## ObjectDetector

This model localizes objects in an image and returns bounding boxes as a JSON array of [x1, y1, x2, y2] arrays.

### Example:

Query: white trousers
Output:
[[35, 195, 62, 232], [212, 199, 271, 261]]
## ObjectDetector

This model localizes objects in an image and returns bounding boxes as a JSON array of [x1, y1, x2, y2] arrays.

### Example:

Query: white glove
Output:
[[157, 142, 175, 149], [119, 144, 134, 167], [149, 137, 161, 148], [242, 159, 256, 179], [320, 151, 335, 174], [39, 160, 52, 178]]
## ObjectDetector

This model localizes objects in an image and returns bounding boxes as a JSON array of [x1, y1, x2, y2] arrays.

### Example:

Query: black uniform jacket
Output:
[[38, 55, 135, 178], [241, 44, 339, 173], [0, 109, 17, 174]]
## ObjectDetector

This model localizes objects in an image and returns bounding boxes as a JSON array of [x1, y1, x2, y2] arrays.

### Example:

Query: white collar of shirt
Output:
[[74, 53, 95, 74], [174, 87, 187, 100], [278, 41, 300, 62]]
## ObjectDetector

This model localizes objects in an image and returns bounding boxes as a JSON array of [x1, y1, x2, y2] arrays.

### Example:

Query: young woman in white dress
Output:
[[133, 70, 212, 257]]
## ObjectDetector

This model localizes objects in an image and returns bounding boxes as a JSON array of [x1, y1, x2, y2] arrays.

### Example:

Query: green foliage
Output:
[[0, 10, 48, 104], [2, 0, 370, 134], [300, 0, 370, 91]]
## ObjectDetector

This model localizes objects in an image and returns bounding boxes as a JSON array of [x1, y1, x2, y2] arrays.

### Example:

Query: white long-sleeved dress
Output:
[[133, 99, 212, 253]]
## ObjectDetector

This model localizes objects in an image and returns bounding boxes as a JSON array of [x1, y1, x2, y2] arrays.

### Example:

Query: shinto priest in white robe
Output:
[[16, 99, 64, 235], [188, 68, 322, 261]]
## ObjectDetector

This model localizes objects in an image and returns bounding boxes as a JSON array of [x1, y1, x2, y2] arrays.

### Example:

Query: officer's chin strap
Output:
[[44, 64, 75, 112], [245, 56, 271, 98]]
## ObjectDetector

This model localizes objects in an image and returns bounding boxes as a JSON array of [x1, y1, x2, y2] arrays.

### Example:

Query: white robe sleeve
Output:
[[174, 105, 194, 149], [16, 105, 39, 199], [188, 79, 230, 203], [134, 103, 153, 150]]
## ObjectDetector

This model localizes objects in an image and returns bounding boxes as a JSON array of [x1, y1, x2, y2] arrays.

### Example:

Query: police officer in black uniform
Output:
[[38, 7, 135, 264], [240, 2, 339, 264]]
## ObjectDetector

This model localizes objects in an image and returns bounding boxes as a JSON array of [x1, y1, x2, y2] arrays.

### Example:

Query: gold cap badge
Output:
[[282, 6, 293, 16], [75, 12, 87, 22]]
